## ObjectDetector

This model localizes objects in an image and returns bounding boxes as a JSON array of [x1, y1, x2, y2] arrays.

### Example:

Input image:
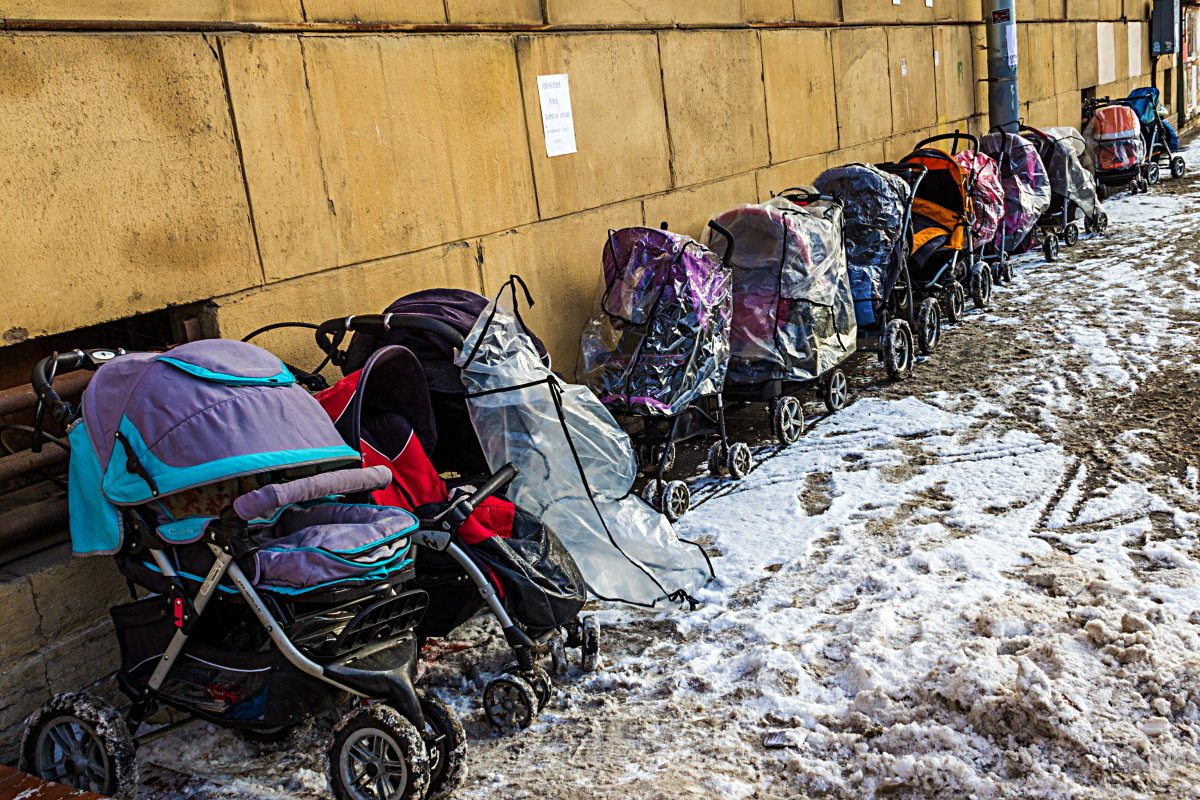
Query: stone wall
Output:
[[0, 0, 1166, 763]]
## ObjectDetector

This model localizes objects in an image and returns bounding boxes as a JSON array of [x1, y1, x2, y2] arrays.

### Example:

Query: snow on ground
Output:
[[139, 149, 1200, 799]]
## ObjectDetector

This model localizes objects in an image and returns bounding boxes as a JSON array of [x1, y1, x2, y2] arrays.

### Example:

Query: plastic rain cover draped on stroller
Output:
[[580, 227, 731, 417], [813, 164, 910, 327], [706, 195, 856, 384], [954, 151, 1005, 248], [1031, 126, 1102, 220], [457, 290, 714, 607], [980, 131, 1052, 253], [1085, 105, 1147, 171]]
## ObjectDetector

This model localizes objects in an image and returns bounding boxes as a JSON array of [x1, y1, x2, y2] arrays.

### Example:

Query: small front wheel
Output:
[[725, 442, 752, 479], [882, 319, 914, 380], [769, 395, 805, 445], [706, 442, 727, 477], [1095, 212, 1109, 234], [821, 369, 849, 413], [21, 693, 138, 799], [1043, 234, 1059, 262], [969, 264, 992, 310], [329, 704, 429, 800], [581, 616, 602, 672], [942, 281, 966, 323], [1171, 155, 1186, 179], [1147, 162, 1162, 185], [1063, 222, 1079, 247], [916, 297, 942, 355], [482, 674, 538, 731], [661, 480, 691, 521]]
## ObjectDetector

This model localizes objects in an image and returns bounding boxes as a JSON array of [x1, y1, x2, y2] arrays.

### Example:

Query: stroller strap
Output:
[[234, 465, 393, 521]]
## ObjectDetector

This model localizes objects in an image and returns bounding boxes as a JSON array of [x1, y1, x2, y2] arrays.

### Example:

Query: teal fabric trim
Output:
[[102, 416, 360, 505], [157, 516, 215, 544], [260, 541, 412, 567], [67, 423, 125, 556], [157, 356, 295, 386], [140, 559, 414, 596]]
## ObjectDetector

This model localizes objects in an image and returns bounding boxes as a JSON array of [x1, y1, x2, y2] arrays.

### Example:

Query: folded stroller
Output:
[[980, 130, 1054, 260], [1083, 100, 1149, 197], [18, 339, 508, 800], [581, 224, 745, 521], [1021, 125, 1108, 255], [1120, 87, 1187, 184], [814, 163, 935, 373], [954, 149, 1009, 285], [893, 133, 993, 322], [705, 190, 858, 444]]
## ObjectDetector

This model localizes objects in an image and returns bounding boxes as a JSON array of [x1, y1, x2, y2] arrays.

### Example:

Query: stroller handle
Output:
[[913, 131, 980, 154], [429, 463, 521, 533], [315, 314, 465, 358], [705, 220, 737, 268], [30, 349, 125, 434], [775, 187, 841, 207]]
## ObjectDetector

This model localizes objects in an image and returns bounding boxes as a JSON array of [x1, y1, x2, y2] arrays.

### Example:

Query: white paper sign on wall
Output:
[[536, 74, 577, 158]]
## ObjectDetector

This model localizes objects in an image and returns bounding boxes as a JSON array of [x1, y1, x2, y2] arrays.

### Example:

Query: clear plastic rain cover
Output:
[[1085, 105, 1146, 172], [980, 131, 1052, 253], [1038, 127, 1102, 219], [813, 164, 910, 327], [953, 150, 1005, 248], [457, 289, 714, 607], [580, 228, 731, 418], [706, 195, 857, 385]]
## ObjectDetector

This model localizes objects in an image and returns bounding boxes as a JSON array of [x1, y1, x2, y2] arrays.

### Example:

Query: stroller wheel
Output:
[[997, 253, 1014, 284], [942, 281, 966, 323], [504, 664, 553, 712], [1096, 212, 1109, 234], [652, 442, 677, 474], [662, 480, 691, 521], [1171, 155, 1187, 179], [970, 264, 992, 310], [21, 692, 138, 799], [916, 297, 942, 356], [882, 319, 914, 380], [642, 478, 665, 508], [482, 674, 538, 731], [547, 631, 569, 677], [1147, 162, 1162, 185], [418, 691, 467, 800], [725, 442, 752, 479], [1043, 234, 1059, 262], [1063, 223, 1080, 247], [821, 369, 849, 413], [769, 396, 805, 445], [581, 616, 602, 672], [329, 704, 429, 800], [707, 442, 728, 476]]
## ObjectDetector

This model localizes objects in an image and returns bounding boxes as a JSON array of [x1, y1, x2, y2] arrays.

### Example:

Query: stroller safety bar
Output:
[[232, 465, 394, 521], [914, 131, 980, 155], [315, 313, 465, 358]]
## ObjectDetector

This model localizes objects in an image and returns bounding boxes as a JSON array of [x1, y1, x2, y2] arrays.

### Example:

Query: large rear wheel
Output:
[[21, 693, 138, 800], [329, 705, 429, 800]]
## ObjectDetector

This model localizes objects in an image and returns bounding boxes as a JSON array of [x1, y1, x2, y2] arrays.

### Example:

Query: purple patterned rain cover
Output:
[[581, 227, 731, 416]]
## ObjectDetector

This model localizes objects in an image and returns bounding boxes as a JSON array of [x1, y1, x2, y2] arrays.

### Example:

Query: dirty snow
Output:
[[137, 147, 1200, 799]]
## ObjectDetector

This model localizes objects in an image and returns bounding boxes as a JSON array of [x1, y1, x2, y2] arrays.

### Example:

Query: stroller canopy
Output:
[[70, 339, 362, 556], [707, 195, 856, 384], [581, 227, 731, 417], [813, 163, 910, 327], [954, 150, 1005, 249], [980, 131, 1052, 253], [1124, 87, 1160, 127], [900, 147, 971, 263], [1024, 126, 1102, 221], [1085, 105, 1146, 172]]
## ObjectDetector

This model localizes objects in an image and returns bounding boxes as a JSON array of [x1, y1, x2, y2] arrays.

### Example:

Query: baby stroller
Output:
[[1020, 125, 1108, 252], [581, 224, 744, 521], [1120, 87, 1187, 184], [18, 340, 511, 800], [954, 149, 1009, 285], [1083, 100, 1149, 197], [815, 162, 935, 374], [895, 133, 992, 322], [706, 190, 858, 444], [980, 129, 1054, 261]]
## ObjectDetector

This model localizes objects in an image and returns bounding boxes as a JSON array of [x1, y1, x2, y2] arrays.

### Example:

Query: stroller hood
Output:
[[69, 339, 360, 555]]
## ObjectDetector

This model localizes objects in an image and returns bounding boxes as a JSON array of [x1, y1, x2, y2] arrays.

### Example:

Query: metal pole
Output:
[[985, 0, 1021, 132]]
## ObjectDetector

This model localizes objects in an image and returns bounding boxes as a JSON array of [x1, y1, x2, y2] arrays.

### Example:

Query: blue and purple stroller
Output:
[[17, 339, 522, 800], [581, 224, 745, 521]]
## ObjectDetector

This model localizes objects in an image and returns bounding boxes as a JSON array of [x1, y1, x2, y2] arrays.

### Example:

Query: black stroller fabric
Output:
[[813, 164, 910, 327]]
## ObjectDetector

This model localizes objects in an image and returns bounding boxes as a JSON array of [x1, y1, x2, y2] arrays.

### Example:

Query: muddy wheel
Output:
[[882, 319, 914, 380], [418, 692, 467, 800], [1147, 162, 1162, 185], [329, 704, 429, 800], [769, 396, 805, 445], [999, 253, 1014, 284], [1063, 222, 1080, 247], [661, 480, 690, 521], [641, 479, 664, 510], [482, 674, 537, 731], [1043, 234, 1060, 262], [916, 297, 942, 355], [725, 442, 752, 479], [21, 693, 138, 799], [546, 632, 568, 677], [1097, 182, 1109, 200], [706, 442, 727, 477], [1171, 155, 1186, 179], [970, 264, 992, 310], [821, 369, 849, 413], [942, 281, 966, 323], [507, 665, 552, 713], [581, 616, 602, 672], [1096, 212, 1109, 234]]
